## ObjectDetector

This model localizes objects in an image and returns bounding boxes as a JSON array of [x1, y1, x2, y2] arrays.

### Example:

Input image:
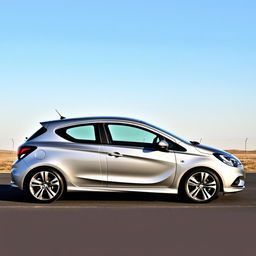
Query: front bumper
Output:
[[222, 165, 245, 193]]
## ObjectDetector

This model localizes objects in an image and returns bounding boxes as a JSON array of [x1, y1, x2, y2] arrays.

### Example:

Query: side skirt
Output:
[[67, 186, 178, 194]]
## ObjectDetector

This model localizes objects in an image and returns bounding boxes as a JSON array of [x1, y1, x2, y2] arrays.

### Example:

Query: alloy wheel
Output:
[[29, 171, 61, 201], [185, 171, 218, 202]]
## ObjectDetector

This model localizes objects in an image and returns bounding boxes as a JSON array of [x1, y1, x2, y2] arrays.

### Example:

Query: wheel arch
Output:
[[23, 165, 67, 192], [178, 166, 224, 193]]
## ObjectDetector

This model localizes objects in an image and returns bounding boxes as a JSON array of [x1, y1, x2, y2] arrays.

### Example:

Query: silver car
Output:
[[11, 116, 245, 203]]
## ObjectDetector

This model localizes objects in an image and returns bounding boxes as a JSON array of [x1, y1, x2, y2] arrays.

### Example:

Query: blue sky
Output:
[[0, 0, 255, 150]]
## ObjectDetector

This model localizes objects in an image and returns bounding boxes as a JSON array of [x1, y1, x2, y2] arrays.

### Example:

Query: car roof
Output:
[[41, 116, 147, 126]]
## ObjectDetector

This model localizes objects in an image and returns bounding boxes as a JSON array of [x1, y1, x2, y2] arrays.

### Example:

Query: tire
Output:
[[25, 168, 65, 203], [181, 168, 220, 203]]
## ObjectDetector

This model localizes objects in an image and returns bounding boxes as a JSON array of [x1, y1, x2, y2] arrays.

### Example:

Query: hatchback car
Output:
[[11, 116, 245, 203]]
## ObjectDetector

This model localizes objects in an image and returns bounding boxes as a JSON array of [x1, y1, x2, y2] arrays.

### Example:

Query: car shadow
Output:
[[0, 185, 29, 202], [0, 184, 183, 204], [62, 191, 181, 203]]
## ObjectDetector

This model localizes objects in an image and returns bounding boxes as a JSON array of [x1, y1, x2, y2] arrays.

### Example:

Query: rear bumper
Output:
[[10, 171, 20, 188], [10, 179, 19, 188], [11, 170, 22, 189], [10, 159, 28, 189]]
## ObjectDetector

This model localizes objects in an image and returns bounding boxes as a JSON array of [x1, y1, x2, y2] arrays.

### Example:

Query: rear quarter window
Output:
[[56, 124, 98, 143]]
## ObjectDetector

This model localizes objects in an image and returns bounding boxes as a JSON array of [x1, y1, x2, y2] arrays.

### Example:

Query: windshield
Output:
[[145, 122, 191, 145]]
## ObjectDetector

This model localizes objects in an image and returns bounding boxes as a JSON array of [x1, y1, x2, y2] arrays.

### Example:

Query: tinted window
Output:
[[108, 124, 157, 144], [56, 124, 98, 143], [66, 125, 96, 141], [107, 124, 187, 151], [168, 140, 187, 152]]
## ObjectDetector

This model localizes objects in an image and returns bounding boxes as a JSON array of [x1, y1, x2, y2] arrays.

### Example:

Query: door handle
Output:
[[108, 152, 123, 158]]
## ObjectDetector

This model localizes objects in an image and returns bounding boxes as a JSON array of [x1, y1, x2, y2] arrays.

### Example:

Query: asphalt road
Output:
[[0, 173, 255, 256]]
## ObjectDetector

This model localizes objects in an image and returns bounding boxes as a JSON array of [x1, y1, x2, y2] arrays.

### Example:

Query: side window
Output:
[[56, 125, 97, 143], [168, 140, 187, 152], [66, 126, 96, 140], [106, 124, 187, 151], [107, 124, 158, 145]]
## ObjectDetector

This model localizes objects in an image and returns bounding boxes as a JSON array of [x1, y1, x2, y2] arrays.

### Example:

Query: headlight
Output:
[[213, 153, 242, 167]]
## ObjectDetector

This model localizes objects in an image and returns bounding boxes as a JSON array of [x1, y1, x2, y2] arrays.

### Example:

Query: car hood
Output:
[[193, 143, 227, 155]]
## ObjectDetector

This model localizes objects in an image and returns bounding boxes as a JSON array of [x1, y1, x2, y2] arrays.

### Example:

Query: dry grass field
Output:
[[227, 150, 256, 171], [0, 149, 255, 172], [0, 150, 16, 172]]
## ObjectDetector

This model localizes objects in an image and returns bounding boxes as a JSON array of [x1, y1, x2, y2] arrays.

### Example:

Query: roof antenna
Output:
[[55, 109, 66, 120]]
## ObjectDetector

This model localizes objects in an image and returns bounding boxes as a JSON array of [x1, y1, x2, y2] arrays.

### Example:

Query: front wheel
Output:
[[182, 169, 220, 203], [26, 168, 65, 203]]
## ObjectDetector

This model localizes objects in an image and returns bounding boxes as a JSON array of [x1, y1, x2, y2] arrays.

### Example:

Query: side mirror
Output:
[[158, 140, 169, 150]]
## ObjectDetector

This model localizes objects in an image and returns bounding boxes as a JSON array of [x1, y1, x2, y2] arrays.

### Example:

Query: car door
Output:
[[101, 123, 177, 188], [55, 123, 107, 187]]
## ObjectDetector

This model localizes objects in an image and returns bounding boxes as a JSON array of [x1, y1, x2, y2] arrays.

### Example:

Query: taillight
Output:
[[17, 146, 37, 160]]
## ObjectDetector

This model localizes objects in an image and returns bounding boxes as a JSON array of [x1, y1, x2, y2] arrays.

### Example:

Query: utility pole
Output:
[[244, 138, 248, 155], [11, 138, 14, 152]]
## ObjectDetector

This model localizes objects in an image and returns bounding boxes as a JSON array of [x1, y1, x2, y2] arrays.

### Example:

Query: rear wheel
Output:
[[182, 169, 220, 203], [26, 168, 64, 203]]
